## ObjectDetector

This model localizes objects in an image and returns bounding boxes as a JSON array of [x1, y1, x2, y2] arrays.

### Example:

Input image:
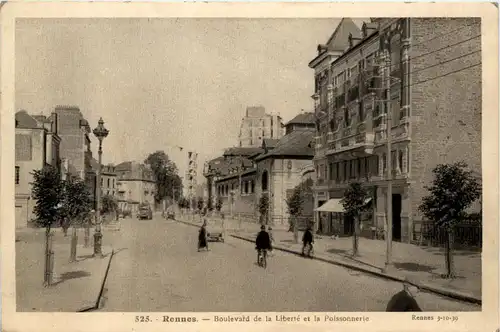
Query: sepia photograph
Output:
[[1, 2, 498, 332]]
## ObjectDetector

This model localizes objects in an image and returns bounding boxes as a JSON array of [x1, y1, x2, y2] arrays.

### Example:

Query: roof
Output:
[[115, 161, 133, 172], [223, 147, 264, 157], [255, 128, 315, 161], [285, 112, 316, 126], [15, 110, 40, 129], [326, 18, 362, 52], [262, 138, 279, 149]]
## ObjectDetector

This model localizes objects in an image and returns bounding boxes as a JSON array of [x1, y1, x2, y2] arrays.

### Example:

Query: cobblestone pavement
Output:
[[98, 217, 479, 312]]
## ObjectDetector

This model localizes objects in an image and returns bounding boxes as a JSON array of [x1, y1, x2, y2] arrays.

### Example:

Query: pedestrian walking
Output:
[[197, 220, 209, 252]]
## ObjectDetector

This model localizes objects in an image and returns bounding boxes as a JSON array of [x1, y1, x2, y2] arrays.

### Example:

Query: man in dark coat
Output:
[[198, 220, 209, 252], [255, 225, 271, 262], [386, 280, 422, 312]]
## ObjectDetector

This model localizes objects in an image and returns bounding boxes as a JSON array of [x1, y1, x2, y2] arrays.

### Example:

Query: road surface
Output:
[[98, 216, 480, 312]]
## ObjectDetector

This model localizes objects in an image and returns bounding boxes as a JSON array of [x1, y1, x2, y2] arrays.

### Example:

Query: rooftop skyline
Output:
[[15, 17, 365, 176]]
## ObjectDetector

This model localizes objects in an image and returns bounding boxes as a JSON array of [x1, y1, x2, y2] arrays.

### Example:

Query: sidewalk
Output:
[[16, 229, 113, 312], [177, 214, 481, 304]]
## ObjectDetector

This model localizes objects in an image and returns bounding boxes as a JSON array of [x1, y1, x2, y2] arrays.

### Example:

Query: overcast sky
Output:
[[15, 18, 364, 178]]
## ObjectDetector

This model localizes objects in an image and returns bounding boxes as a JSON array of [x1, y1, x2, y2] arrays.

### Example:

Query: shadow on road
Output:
[[52, 270, 91, 286]]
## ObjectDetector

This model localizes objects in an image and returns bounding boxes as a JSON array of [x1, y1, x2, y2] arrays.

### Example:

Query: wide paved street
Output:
[[99, 216, 480, 312]]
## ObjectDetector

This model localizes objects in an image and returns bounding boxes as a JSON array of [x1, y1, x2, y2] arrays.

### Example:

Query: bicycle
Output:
[[303, 243, 314, 258], [257, 249, 267, 268]]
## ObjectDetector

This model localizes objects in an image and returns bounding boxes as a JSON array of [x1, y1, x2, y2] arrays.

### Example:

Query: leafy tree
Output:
[[418, 161, 481, 278], [258, 193, 270, 225], [31, 165, 64, 231], [61, 177, 93, 262], [31, 165, 64, 286], [340, 182, 371, 257], [61, 177, 93, 226], [101, 194, 118, 215], [145, 151, 183, 205], [197, 197, 204, 211], [286, 178, 314, 231], [215, 198, 223, 212]]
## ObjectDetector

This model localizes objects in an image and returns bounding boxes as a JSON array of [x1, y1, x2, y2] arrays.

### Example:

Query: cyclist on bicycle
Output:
[[301, 226, 314, 256], [255, 225, 272, 263]]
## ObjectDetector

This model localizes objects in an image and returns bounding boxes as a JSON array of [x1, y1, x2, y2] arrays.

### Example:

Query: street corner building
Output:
[[309, 18, 481, 242], [204, 111, 317, 227], [14, 105, 99, 228], [15, 110, 61, 228], [114, 161, 156, 214]]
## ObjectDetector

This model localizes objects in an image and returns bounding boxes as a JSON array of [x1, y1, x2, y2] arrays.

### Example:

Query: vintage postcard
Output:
[[1, 2, 498, 332]]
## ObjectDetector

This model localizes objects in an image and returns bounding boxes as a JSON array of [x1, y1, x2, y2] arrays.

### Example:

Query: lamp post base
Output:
[[93, 232, 103, 258]]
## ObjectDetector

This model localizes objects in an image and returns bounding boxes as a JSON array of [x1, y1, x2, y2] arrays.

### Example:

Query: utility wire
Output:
[[402, 22, 480, 49], [377, 34, 481, 72]]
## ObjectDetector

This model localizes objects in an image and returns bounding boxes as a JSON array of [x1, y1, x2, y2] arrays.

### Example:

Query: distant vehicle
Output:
[[137, 203, 153, 220], [206, 219, 225, 243]]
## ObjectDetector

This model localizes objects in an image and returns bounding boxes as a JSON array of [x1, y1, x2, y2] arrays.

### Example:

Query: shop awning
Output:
[[315, 198, 372, 213]]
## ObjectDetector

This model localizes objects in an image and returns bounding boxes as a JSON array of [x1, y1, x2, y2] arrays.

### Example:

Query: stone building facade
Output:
[[310, 18, 481, 242], [15, 111, 61, 228], [115, 161, 156, 213], [54, 105, 96, 204]]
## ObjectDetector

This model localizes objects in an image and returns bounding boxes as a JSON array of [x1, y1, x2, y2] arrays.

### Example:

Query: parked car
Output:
[[137, 204, 153, 220]]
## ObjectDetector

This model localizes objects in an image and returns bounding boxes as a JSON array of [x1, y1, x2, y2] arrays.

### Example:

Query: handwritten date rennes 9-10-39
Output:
[[135, 316, 198, 323]]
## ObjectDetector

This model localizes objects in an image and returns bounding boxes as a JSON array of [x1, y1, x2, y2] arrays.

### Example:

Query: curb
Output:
[[230, 234, 481, 306], [77, 248, 115, 312]]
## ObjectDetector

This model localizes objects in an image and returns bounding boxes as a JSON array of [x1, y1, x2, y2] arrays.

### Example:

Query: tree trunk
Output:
[[444, 227, 456, 278], [69, 226, 78, 262], [293, 218, 299, 244], [352, 215, 360, 257], [43, 228, 54, 287]]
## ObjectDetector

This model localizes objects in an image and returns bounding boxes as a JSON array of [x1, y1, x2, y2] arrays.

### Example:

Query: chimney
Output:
[[51, 112, 58, 133]]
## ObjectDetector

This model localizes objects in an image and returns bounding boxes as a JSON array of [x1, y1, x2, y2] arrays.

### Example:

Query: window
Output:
[[335, 163, 340, 181], [251, 180, 255, 193], [344, 108, 350, 127], [100, 178, 103, 186], [343, 161, 348, 181], [107, 178, 110, 188], [392, 150, 397, 170], [382, 153, 387, 172], [399, 150, 404, 172], [245, 181, 249, 194], [261, 171, 269, 191], [357, 159, 362, 177], [15, 166, 20, 184]]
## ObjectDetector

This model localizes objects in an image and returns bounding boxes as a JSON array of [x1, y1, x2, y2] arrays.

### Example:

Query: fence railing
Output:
[[412, 219, 482, 249]]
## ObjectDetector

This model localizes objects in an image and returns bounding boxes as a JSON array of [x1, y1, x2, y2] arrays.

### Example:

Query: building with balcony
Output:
[[309, 18, 481, 242], [115, 161, 156, 213], [15, 110, 61, 228], [238, 106, 285, 148]]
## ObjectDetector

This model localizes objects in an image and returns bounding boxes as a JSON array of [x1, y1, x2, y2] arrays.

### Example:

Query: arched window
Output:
[[261, 171, 269, 191]]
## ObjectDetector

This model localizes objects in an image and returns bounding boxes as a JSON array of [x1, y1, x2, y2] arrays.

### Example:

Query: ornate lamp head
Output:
[[93, 118, 109, 143]]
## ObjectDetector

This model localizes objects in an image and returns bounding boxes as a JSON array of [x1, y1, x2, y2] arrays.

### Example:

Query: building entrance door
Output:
[[392, 194, 402, 241]]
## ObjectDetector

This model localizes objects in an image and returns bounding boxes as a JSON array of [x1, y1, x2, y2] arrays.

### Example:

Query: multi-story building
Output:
[[238, 106, 284, 148], [93, 160, 117, 198], [15, 110, 61, 228], [115, 161, 156, 213], [184, 151, 198, 206], [54, 105, 96, 203], [207, 112, 316, 226], [309, 18, 481, 242]]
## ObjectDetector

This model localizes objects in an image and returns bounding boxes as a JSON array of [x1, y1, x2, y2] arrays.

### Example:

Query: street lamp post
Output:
[[92, 118, 109, 258]]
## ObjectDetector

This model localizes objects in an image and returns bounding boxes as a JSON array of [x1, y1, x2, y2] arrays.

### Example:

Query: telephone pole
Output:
[[383, 48, 393, 273]]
